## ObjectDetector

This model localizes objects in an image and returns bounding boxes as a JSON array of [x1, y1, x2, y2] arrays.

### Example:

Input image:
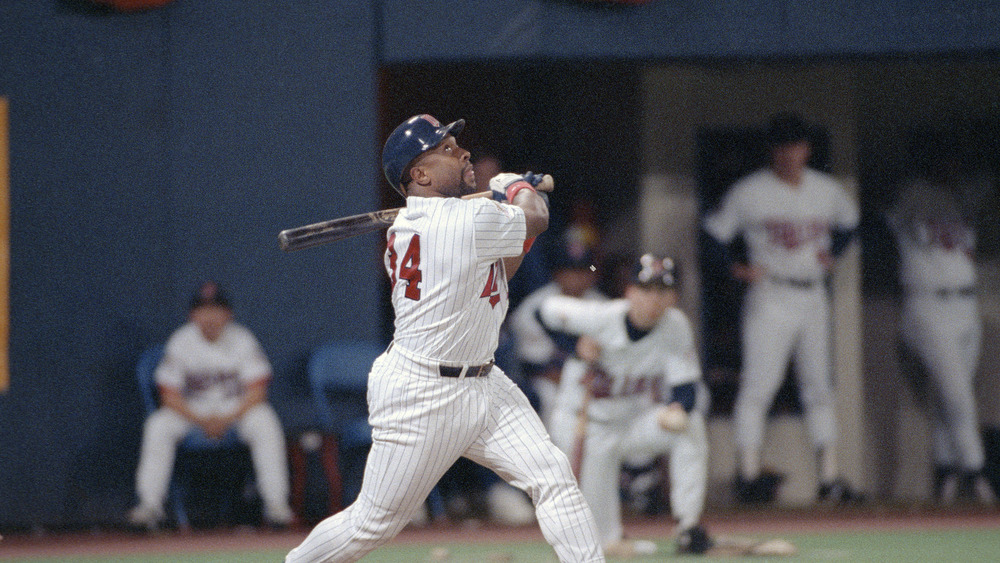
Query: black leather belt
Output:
[[439, 360, 494, 378], [769, 276, 817, 289], [934, 287, 976, 299]]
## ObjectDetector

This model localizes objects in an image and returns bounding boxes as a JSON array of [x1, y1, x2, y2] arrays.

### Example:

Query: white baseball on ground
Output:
[[429, 546, 451, 561], [749, 538, 797, 556]]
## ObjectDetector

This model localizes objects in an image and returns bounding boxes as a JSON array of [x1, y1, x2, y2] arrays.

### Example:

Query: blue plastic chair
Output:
[[135, 344, 256, 529], [306, 340, 380, 513], [307, 340, 382, 450], [306, 339, 445, 519]]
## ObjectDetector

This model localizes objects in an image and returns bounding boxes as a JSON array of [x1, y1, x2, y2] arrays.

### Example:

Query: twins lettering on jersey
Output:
[[911, 219, 974, 252], [480, 263, 502, 307], [386, 233, 503, 308], [183, 370, 240, 397], [585, 366, 660, 400], [763, 219, 828, 250]]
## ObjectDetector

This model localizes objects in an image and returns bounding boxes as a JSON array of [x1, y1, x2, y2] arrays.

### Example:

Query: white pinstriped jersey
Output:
[[704, 168, 858, 281], [155, 322, 271, 418], [539, 297, 705, 422], [385, 196, 526, 364]]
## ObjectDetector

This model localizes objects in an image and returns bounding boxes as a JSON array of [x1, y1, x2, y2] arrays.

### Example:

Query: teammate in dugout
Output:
[[285, 114, 604, 563], [703, 112, 862, 505], [128, 281, 294, 530], [538, 254, 714, 557], [886, 154, 997, 505]]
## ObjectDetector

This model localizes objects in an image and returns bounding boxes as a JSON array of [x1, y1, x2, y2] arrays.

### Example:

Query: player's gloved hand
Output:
[[522, 171, 545, 187], [488, 173, 531, 202], [489, 172, 550, 209], [522, 171, 551, 208]]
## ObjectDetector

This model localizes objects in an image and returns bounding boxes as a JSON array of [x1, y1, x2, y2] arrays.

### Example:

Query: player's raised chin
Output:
[[406, 137, 475, 198]]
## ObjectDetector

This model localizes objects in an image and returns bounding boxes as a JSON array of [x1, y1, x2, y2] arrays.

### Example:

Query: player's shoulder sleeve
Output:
[[511, 283, 554, 333], [510, 283, 559, 361], [155, 324, 194, 389], [822, 172, 859, 228], [660, 308, 702, 385], [469, 197, 527, 261], [228, 323, 272, 385], [703, 175, 753, 243]]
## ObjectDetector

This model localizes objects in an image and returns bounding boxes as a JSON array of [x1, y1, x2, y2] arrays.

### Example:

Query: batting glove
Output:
[[522, 171, 546, 187], [489, 172, 549, 208], [488, 173, 529, 202]]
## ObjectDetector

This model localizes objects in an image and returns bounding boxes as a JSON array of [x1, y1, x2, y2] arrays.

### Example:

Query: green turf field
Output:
[[6, 527, 1000, 563]]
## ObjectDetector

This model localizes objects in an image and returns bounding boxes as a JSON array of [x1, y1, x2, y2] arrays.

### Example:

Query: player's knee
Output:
[[798, 386, 834, 410], [525, 447, 579, 500], [144, 408, 189, 441], [735, 388, 776, 413], [239, 404, 283, 437]]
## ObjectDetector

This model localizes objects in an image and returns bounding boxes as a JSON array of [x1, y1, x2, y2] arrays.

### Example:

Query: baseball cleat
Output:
[[817, 478, 865, 505], [126, 504, 165, 532], [676, 525, 714, 555], [734, 471, 784, 505]]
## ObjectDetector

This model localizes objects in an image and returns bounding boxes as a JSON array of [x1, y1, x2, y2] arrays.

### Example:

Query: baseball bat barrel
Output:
[[277, 181, 547, 252], [278, 208, 400, 251]]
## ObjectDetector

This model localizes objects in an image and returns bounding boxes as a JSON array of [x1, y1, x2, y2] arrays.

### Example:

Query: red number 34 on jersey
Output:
[[387, 233, 503, 307]]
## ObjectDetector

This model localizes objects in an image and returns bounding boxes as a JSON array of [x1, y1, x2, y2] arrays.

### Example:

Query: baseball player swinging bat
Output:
[[278, 174, 554, 251]]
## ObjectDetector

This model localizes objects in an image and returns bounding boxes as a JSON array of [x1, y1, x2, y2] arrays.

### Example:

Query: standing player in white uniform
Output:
[[129, 281, 293, 529], [539, 255, 714, 557], [887, 168, 996, 504], [286, 114, 603, 563], [702, 112, 861, 504]]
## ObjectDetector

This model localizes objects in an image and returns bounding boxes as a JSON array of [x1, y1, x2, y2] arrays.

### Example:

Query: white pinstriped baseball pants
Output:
[[286, 345, 604, 562]]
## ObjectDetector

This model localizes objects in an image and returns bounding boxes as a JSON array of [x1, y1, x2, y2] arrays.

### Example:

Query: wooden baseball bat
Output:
[[278, 208, 399, 251], [570, 381, 592, 481], [278, 175, 552, 252], [571, 360, 602, 480]]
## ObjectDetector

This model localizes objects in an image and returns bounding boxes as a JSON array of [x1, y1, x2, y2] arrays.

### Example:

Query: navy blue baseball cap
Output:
[[550, 229, 597, 271], [631, 254, 680, 289], [382, 114, 465, 196], [765, 112, 811, 147], [189, 280, 231, 310]]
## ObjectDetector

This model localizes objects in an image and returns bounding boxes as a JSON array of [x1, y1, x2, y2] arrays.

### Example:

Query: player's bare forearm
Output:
[[502, 255, 525, 281], [513, 189, 549, 239], [160, 387, 200, 423], [504, 188, 550, 279], [233, 380, 268, 419]]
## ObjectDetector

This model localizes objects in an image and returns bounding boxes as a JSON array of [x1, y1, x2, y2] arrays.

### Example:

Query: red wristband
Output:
[[505, 181, 536, 203], [523, 236, 537, 253]]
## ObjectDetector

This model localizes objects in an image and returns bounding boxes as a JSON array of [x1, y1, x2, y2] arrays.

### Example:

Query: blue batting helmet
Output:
[[382, 114, 465, 196]]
